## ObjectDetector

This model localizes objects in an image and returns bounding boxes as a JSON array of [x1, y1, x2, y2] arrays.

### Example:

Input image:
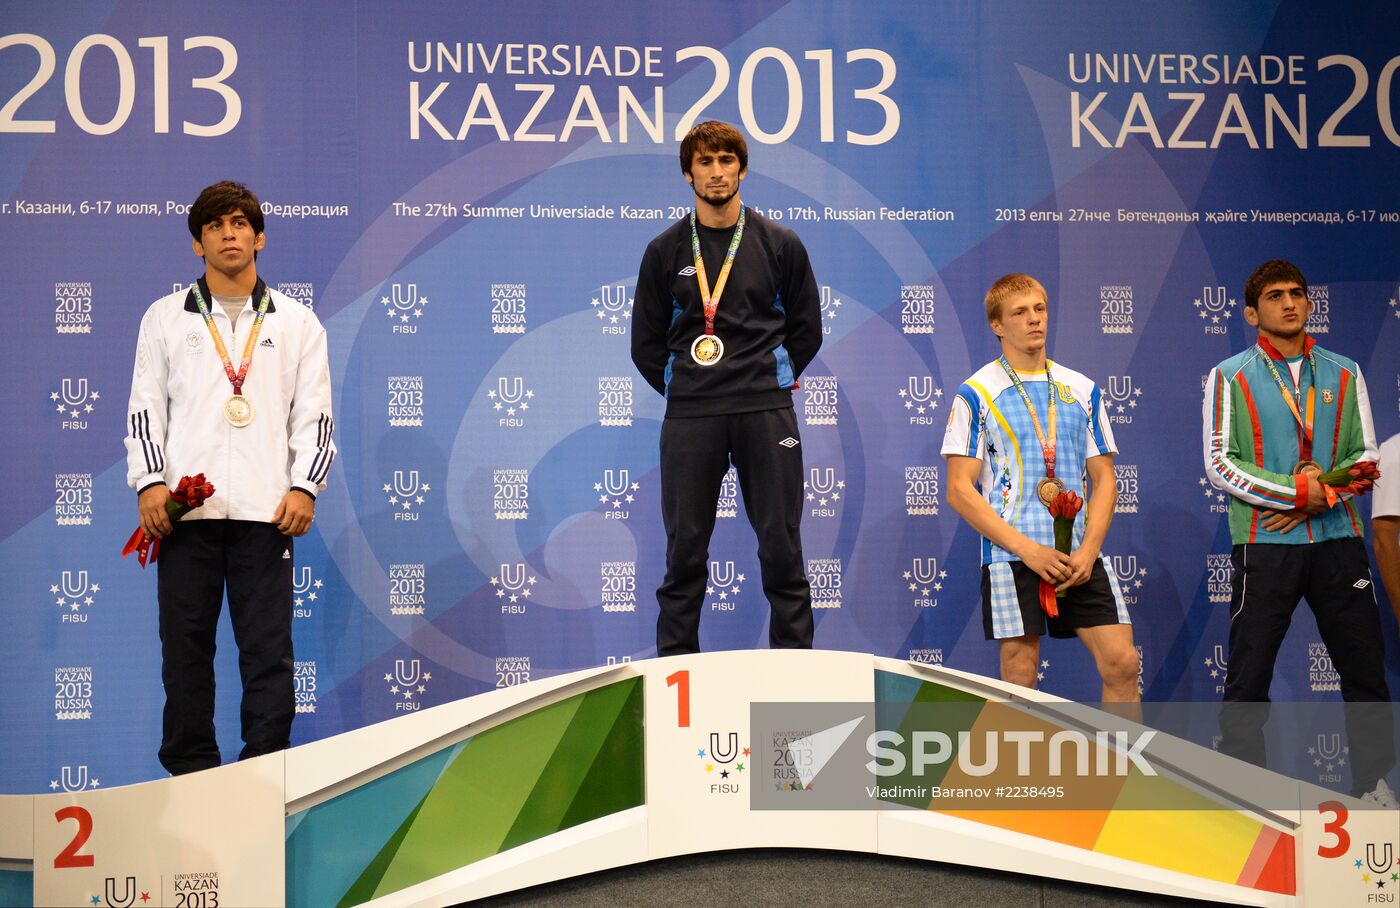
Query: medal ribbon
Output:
[[689, 205, 746, 336], [1257, 340, 1316, 460], [190, 281, 270, 396], [999, 356, 1058, 480]]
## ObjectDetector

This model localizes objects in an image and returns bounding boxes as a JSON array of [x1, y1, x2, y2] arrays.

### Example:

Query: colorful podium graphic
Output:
[[4, 651, 1396, 906]]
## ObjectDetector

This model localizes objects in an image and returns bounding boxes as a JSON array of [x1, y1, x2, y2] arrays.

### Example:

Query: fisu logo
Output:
[[292, 566, 323, 618], [905, 557, 946, 607], [599, 468, 638, 517], [709, 731, 740, 764], [104, 876, 137, 908], [912, 557, 939, 586], [492, 562, 536, 612], [394, 659, 422, 688], [383, 282, 428, 332], [592, 282, 633, 333], [899, 376, 942, 423], [53, 570, 98, 622], [293, 567, 314, 597], [61, 570, 90, 600], [390, 283, 420, 310], [1202, 642, 1227, 689], [62, 378, 89, 406], [1315, 733, 1342, 763], [1194, 284, 1236, 332], [499, 563, 527, 592], [53, 378, 99, 427], [393, 470, 420, 496], [1105, 375, 1142, 423], [695, 728, 748, 793], [1106, 375, 1137, 402], [1199, 285, 1229, 314], [818, 285, 842, 330], [1111, 555, 1146, 605], [603, 468, 631, 497], [489, 376, 533, 424], [707, 560, 744, 610], [804, 467, 843, 517], [497, 377, 524, 405], [386, 658, 430, 710], [385, 469, 429, 518], [1367, 844, 1395, 875], [597, 283, 631, 314], [55, 765, 93, 792]]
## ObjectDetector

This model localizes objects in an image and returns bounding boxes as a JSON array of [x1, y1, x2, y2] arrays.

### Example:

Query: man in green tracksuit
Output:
[[1203, 258, 1393, 803]]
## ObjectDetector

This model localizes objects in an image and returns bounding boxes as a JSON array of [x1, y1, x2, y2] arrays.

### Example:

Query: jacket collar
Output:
[[184, 276, 274, 314], [1256, 332, 1313, 361]]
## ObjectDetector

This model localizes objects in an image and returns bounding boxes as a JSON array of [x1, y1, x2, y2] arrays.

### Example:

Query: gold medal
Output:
[[691, 334, 724, 366], [1036, 475, 1066, 508], [1292, 459, 1322, 477], [223, 394, 255, 427]]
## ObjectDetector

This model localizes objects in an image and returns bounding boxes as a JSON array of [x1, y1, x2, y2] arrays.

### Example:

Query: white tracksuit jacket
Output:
[[124, 277, 336, 522]]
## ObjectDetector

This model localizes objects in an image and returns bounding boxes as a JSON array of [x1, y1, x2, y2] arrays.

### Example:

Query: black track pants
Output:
[[656, 407, 813, 656], [1218, 538, 1393, 795], [156, 519, 294, 775]]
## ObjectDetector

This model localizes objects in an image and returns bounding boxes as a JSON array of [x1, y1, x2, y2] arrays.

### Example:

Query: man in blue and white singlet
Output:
[[942, 273, 1138, 701]]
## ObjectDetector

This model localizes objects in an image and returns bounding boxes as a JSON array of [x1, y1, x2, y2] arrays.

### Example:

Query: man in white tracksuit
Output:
[[124, 180, 336, 775]]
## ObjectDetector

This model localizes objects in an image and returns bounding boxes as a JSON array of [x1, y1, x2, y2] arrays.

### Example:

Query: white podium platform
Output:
[[3, 650, 1395, 907]]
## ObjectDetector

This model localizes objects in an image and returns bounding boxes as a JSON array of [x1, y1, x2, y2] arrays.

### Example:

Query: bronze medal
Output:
[[1036, 475, 1066, 508], [223, 394, 255, 427], [1292, 459, 1322, 477], [690, 334, 724, 366]]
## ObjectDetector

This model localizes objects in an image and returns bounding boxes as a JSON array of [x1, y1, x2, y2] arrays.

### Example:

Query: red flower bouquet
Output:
[[1039, 489, 1084, 618], [1317, 461, 1380, 508], [121, 473, 215, 567]]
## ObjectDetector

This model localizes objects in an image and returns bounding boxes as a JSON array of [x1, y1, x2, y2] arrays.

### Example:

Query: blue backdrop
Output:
[[4, 0, 1399, 794]]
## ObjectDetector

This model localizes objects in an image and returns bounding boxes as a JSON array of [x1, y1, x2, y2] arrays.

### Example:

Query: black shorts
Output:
[[980, 557, 1130, 640]]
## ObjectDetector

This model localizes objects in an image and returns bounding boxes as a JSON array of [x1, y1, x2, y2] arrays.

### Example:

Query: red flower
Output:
[[171, 473, 214, 507], [1350, 461, 1381, 482], [1039, 489, 1084, 614], [1316, 461, 1381, 507], [1048, 490, 1083, 520], [122, 473, 217, 567]]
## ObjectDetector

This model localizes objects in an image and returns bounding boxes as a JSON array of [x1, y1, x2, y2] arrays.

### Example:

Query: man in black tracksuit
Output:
[[631, 120, 823, 656]]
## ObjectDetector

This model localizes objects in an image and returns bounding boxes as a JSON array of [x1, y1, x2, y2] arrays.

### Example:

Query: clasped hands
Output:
[[1261, 472, 1330, 534], [1022, 542, 1096, 593]]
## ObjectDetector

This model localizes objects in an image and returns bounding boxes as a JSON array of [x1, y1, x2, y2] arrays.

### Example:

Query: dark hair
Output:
[[1244, 259, 1307, 309], [187, 181, 264, 240], [679, 120, 748, 175]]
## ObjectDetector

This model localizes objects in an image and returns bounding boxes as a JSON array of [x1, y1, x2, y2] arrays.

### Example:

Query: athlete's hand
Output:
[[1261, 508, 1308, 534], [138, 484, 173, 539], [1057, 547, 1098, 593], [1020, 542, 1072, 586], [274, 490, 315, 537], [1300, 475, 1328, 515]]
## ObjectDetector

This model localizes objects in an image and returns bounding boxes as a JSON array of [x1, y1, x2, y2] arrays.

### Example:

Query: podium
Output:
[[3, 650, 1395, 906]]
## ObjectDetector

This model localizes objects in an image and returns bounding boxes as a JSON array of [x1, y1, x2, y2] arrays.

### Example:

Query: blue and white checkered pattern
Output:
[[943, 360, 1116, 565], [987, 556, 1130, 639], [987, 561, 1026, 638]]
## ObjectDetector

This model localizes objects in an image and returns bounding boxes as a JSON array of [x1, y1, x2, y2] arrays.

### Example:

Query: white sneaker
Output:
[[1363, 779, 1400, 810]]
